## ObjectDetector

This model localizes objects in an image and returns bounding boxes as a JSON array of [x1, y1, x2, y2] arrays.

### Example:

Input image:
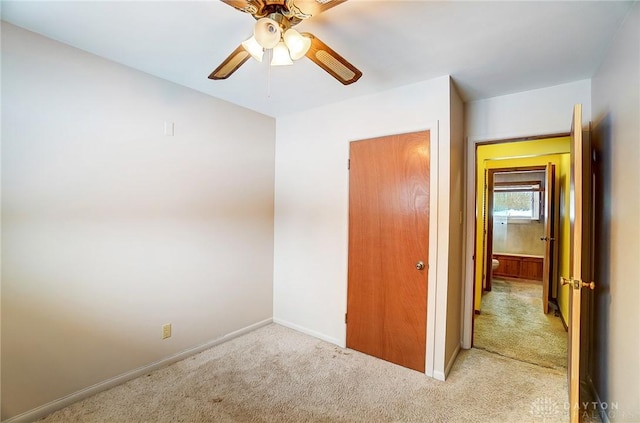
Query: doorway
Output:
[[466, 107, 598, 422], [475, 166, 567, 369], [468, 137, 574, 368], [486, 167, 556, 311]]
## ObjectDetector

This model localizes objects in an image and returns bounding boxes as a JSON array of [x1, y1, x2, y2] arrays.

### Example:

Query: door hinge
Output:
[[348, 159, 351, 170], [344, 313, 347, 324]]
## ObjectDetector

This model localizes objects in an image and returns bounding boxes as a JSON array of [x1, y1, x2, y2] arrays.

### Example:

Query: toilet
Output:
[[492, 258, 500, 270]]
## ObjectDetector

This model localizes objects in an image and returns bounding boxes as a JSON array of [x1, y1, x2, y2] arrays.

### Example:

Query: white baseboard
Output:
[[2, 318, 272, 423], [433, 370, 446, 381], [273, 318, 344, 348]]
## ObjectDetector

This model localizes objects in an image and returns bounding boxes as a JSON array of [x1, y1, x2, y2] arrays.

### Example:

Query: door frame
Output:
[[484, 165, 548, 299], [344, 121, 441, 378], [463, 132, 569, 348], [423, 122, 440, 379]]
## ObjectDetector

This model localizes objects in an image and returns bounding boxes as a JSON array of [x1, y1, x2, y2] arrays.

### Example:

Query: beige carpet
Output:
[[474, 279, 567, 370], [38, 324, 570, 423]]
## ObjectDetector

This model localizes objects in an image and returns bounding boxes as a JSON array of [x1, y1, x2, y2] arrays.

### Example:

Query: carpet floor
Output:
[[474, 279, 567, 370], [38, 323, 570, 423]]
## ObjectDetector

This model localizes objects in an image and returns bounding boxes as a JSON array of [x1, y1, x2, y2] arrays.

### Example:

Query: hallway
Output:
[[474, 279, 567, 370]]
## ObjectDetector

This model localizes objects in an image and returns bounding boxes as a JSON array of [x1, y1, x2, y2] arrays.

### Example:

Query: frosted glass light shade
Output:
[[271, 41, 293, 66], [241, 36, 264, 62], [283, 29, 311, 61], [254, 17, 281, 49]]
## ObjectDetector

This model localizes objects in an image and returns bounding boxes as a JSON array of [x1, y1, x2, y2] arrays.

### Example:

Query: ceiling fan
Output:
[[209, 0, 362, 85]]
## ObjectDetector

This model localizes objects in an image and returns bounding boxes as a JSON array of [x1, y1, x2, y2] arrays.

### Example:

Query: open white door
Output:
[[563, 104, 595, 423]]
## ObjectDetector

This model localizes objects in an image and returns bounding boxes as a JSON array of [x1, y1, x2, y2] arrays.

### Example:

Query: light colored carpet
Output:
[[38, 323, 569, 423], [474, 279, 567, 370]]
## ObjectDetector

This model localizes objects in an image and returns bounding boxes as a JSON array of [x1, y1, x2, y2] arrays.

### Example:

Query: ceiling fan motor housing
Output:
[[250, 1, 307, 26]]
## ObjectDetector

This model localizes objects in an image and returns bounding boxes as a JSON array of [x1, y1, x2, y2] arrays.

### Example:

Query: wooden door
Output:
[[564, 104, 596, 422], [346, 131, 430, 373], [484, 170, 495, 292], [541, 163, 556, 314]]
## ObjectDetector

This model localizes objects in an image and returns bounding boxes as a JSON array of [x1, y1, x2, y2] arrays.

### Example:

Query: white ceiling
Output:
[[1, 1, 634, 118]]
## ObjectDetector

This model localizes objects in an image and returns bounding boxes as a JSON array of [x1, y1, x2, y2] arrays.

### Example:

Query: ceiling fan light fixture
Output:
[[271, 41, 293, 66], [212, 3, 362, 85], [283, 29, 311, 61], [254, 17, 282, 49], [241, 36, 264, 62]]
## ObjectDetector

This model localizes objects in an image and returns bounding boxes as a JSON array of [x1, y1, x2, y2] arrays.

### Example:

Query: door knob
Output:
[[561, 276, 595, 290], [415, 261, 425, 271]]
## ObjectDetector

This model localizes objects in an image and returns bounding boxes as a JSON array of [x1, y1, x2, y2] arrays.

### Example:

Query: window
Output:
[[494, 183, 541, 221]]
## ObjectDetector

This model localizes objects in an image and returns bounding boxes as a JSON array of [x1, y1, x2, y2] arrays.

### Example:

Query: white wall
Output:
[[590, 3, 640, 420], [443, 81, 465, 376], [465, 79, 592, 141], [273, 75, 454, 378], [462, 80, 593, 347], [1, 23, 275, 421]]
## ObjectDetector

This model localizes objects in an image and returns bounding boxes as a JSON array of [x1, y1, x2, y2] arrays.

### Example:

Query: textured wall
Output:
[[1, 24, 275, 420], [493, 220, 545, 256]]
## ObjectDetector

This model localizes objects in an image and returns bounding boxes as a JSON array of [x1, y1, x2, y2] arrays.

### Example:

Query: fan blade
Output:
[[302, 32, 362, 85], [208, 45, 251, 80], [292, 0, 348, 17]]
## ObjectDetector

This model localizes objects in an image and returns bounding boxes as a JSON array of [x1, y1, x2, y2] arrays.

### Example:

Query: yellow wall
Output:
[[557, 153, 572, 321], [474, 137, 571, 323]]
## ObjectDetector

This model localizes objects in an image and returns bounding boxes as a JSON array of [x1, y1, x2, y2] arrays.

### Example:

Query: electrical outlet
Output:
[[162, 323, 172, 339]]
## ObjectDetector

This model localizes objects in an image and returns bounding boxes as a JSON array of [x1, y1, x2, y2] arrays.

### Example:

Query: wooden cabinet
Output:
[[521, 257, 543, 280], [494, 255, 520, 278], [493, 254, 543, 281]]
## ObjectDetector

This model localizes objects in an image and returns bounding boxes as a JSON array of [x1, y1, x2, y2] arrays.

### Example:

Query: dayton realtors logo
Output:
[[530, 397, 623, 422]]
